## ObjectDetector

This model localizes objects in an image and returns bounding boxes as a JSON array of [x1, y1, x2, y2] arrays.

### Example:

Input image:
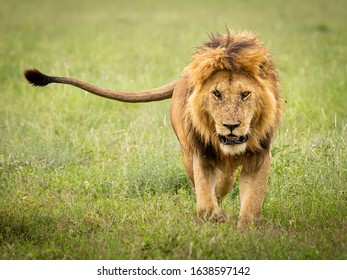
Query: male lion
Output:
[[24, 30, 284, 229]]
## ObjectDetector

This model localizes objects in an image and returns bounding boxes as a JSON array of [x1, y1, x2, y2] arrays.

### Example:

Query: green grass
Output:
[[0, 0, 346, 259]]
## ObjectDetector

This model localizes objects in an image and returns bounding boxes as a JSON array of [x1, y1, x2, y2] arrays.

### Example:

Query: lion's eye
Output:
[[212, 89, 222, 100], [240, 91, 251, 100]]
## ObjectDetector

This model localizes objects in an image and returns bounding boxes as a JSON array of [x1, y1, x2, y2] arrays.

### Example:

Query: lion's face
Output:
[[190, 70, 264, 156]]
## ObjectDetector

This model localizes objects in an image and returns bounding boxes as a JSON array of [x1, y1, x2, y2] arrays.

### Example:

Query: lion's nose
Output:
[[223, 122, 240, 133]]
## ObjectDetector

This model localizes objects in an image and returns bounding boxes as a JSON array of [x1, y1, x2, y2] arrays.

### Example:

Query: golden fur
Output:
[[170, 31, 284, 228], [24, 30, 284, 229]]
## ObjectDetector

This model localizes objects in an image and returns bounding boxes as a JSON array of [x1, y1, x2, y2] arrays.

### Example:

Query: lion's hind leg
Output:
[[181, 148, 194, 186]]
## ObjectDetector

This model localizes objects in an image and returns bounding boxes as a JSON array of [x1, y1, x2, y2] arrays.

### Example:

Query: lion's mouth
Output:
[[219, 134, 249, 145]]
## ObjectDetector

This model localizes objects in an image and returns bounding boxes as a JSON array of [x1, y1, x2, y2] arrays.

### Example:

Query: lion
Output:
[[24, 30, 284, 229]]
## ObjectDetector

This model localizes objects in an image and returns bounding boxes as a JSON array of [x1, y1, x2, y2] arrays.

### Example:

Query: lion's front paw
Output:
[[197, 206, 226, 223], [237, 215, 260, 231]]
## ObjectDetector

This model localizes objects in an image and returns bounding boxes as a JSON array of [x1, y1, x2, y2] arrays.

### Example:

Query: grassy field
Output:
[[0, 0, 346, 259]]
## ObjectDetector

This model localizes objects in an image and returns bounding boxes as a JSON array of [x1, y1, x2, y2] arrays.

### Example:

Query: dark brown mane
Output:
[[205, 31, 258, 52], [202, 31, 269, 75], [185, 30, 279, 90]]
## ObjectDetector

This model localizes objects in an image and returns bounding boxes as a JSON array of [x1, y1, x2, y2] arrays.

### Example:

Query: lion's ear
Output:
[[258, 59, 270, 78]]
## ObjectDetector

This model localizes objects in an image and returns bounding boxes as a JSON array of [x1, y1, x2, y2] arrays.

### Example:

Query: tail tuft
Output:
[[24, 68, 53, 87]]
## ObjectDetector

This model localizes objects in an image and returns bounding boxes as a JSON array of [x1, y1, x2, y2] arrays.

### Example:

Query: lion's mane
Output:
[[184, 31, 284, 157]]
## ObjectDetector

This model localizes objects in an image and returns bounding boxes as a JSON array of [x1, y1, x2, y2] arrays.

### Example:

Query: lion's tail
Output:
[[24, 68, 176, 103]]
